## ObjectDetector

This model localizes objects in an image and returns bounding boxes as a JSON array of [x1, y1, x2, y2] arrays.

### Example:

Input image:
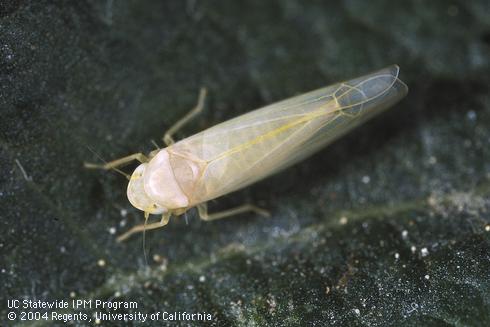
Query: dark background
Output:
[[1, 1, 490, 326]]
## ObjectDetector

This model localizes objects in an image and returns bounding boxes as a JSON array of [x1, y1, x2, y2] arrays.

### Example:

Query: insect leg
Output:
[[117, 212, 171, 242], [197, 203, 270, 221], [163, 87, 207, 146], [84, 153, 149, 170]]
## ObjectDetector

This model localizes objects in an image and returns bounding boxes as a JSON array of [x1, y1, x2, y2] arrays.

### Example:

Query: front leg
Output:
[[117, 212, 171, 242], [84, 153, 149, 170], [84, 153, 149, 179]]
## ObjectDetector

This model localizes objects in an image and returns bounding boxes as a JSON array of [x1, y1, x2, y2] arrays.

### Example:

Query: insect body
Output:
[[86, 65, 408, 241]]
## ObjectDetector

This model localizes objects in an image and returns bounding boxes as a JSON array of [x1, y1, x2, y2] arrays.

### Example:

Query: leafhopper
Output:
[[86, 65, 408, 241]]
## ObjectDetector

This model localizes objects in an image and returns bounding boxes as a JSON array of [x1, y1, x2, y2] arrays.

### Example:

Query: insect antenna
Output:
[[142, 211, 150, 268], [85, 145, 131, 180]]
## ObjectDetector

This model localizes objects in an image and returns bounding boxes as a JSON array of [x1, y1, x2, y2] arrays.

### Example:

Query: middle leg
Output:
[[163, 88, 207, 146], [197, 203, 270, 221]]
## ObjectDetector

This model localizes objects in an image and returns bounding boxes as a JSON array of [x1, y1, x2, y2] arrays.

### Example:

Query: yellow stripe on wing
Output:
[[210, 104, 337, 163]]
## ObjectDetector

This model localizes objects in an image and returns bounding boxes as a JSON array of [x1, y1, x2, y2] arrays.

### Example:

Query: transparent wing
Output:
[[170, 65, 408, 203]]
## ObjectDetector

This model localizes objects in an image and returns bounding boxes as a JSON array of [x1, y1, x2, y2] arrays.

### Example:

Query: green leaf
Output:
[[2, 0, 489, 326]]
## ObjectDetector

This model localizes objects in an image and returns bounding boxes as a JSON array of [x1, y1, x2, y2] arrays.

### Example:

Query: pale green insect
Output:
[[86, 65, 408, 241]]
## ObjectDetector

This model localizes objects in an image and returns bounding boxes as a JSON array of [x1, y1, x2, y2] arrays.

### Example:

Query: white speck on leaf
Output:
[[466, 110, 476, 122]]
